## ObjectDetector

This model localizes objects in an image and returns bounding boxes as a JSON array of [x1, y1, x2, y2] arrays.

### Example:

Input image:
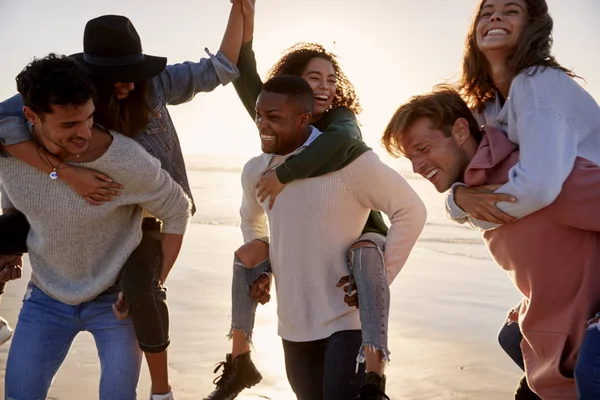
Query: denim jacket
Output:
[[0, 49, 239, 215]]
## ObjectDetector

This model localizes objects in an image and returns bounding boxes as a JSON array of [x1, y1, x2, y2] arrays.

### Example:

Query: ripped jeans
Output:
[[230, 232, 390, 365], [574, 312, 600, 398]]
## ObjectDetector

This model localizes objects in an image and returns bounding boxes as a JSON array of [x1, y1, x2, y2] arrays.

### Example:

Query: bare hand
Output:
[[256, 170, 285, 210], [454, 184, 517, 224], [249, 274, 271, 305], [0, 254, 23, 283], [62, 167, 123, 206], [112, 292, 130, 320], [336, 275, 359, 308], [240, 0, 255, 18]]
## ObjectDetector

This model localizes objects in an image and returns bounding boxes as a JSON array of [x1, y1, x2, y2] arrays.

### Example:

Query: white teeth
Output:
[[487, 28, 508, 36], [315, 95, 328, 101], [424, 169, 439, 180], [260, 134, 275, 142]]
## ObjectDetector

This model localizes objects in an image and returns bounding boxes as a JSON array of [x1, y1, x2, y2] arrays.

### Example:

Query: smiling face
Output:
[[300, 57, 336, 118], [255, 91, 310, 155], [24, 99, 95, 158], [114, 82, 135, 100], [476, 0, 529, 57], [399, 117, 473, 192]]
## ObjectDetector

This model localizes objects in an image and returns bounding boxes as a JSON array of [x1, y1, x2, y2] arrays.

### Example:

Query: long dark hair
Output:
[[460, 0, 576, 111], [267, 42, 362, 115], [92, 78, 156, 137]]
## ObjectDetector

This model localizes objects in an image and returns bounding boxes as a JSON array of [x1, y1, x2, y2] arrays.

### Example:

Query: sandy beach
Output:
[[0, 163, 523, 399]]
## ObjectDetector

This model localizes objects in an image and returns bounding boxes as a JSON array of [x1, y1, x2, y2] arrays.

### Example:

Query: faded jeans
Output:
[[230, 232, 390, 364], [0, 212, 170, 353], [575, 312, 600, 399], [5, 283, 142, 400]]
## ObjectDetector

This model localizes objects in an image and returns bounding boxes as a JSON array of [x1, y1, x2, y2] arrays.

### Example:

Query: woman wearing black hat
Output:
[[0, 1, 251, 399]]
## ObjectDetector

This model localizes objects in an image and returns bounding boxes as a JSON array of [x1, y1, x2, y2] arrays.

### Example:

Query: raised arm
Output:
[[158, 2, 243, 105], [341, 151, 427, 284]]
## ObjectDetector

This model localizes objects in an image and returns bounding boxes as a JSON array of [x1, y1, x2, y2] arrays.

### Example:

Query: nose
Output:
[[127, 82, 135, 91], [78, 122, 92, 139], [256, 116, 267, 130], [412, 157, 425, 174], [490, 12, 504, 22]]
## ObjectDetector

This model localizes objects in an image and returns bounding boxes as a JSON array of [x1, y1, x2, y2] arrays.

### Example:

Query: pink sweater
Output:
[[464, 126, 600, 399]]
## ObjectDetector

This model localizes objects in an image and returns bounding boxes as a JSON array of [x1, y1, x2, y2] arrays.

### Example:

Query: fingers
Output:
[[344, 293, 359, 308], [112, 292, 130, 320], [92, 172, 123, 188], [10, 265, 22, 280], [336, 275, 350, 287], [84, 197, 103, 206]]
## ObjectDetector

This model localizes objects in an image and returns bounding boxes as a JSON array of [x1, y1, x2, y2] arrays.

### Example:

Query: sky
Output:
[[1, 0, 599, 161]]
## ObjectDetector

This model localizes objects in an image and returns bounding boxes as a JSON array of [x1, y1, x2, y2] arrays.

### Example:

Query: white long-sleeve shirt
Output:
[[446, 67, 600, 230], [240, 137, 426, 342]]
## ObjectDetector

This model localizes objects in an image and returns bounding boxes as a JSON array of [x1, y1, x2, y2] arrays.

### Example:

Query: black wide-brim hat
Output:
[[70, 15, 167, 83]]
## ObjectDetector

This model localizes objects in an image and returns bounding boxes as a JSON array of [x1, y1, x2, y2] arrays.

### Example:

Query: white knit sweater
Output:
[[0, 132, 191, 305], [240, 144, 426, 342]]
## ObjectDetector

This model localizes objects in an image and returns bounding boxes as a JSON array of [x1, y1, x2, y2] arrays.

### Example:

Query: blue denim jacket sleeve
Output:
[[0, 94, 31, 148], [158, 49, 240, 106]]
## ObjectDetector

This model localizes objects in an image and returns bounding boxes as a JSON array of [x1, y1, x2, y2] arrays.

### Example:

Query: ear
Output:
[[450, 118, 471, 146], [297, 111, 311, 129], [22, 106, 41, 125]]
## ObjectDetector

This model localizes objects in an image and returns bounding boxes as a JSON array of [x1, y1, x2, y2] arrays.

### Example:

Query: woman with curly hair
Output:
[[204, 3, 397, 400], [440, 0, 600, 398]]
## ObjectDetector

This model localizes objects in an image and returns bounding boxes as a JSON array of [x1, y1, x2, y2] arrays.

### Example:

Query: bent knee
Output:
[[350, 240, 377, 251], [235, 240, 269, 269]]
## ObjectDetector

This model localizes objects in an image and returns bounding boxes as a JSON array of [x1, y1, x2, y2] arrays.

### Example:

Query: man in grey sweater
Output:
[[0, 54, 191, 400]]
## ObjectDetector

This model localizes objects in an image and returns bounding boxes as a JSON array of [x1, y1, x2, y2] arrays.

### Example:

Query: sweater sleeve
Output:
[[119, 139, 191, 234], [493, 72, 581, 220], [275, 107, 371, 184], [340, 151, 427, 284], [233, 40, 263, 120], [240, 158, 269, 243]]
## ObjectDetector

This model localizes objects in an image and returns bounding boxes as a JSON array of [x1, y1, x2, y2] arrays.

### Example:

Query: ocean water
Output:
[[185, 153, 492, 262]]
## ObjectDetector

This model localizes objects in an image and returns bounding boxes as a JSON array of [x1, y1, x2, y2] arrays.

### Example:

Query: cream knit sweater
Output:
[[240, 142, 426, 342]]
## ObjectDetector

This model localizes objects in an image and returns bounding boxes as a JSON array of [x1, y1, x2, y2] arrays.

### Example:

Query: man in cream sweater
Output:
[[0, 54, 191, 400], [210, 75, 426, 400]]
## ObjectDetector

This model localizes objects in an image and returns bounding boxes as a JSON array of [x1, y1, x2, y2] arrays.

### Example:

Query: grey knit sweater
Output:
[[0, 132, 191, 305]]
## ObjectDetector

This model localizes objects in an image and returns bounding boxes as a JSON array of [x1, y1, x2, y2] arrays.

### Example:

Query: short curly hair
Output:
[[16, 53, 95, 116], [266, 42, 362, 115]]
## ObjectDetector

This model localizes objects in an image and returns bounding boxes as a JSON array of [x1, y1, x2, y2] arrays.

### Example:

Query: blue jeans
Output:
[[5, 283, 142, 400], [575, 313, 600, 399], [282, 330, 365, 400]]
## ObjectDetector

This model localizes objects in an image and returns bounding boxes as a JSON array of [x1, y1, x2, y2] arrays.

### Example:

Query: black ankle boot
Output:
[[203, 351, 262, 400]]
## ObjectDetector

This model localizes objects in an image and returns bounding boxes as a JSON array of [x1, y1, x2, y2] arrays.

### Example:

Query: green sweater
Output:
[[233, 40, 388, 236]]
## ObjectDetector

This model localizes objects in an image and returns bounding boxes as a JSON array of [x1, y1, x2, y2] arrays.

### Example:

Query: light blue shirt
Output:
[[446, 67, 600, 230]]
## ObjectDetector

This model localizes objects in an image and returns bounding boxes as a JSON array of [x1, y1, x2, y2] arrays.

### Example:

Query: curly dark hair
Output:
[[459, 0, 576, 112], [16, 53, 96, 116], [266, 42, 362, 115]]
